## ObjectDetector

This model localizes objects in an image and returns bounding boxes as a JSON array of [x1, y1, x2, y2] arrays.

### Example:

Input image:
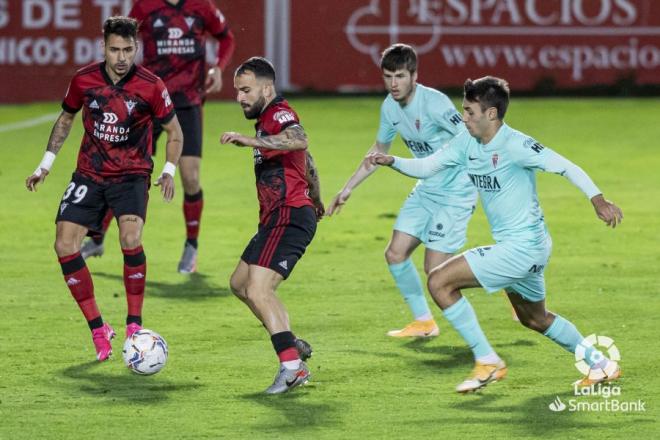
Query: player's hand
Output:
[[313, 198, 325, 221], [25, 169, 49, 192], [220, 132, 253, 147], [205, 67, 223, 94], [155, 173, 175, 202], [326, 189, 352, 216], [591, 194, 623, 228], [366, 152, 394, 167]]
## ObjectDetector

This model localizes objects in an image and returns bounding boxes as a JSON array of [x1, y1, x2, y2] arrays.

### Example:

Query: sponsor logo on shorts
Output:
[[278, 260, 288, 270], [59, 202, 69, 214]]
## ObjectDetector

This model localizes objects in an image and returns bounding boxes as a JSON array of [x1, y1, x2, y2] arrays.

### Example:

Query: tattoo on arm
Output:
[[305, 151, 321, 201], [254, 125, 308, 150], [46, 112, 75, 154]]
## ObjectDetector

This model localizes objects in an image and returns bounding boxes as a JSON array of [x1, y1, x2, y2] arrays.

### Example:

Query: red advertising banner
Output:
[[0, 0, 263, 103], [1, 0, 660, 103], [290, 0, 660, 92]]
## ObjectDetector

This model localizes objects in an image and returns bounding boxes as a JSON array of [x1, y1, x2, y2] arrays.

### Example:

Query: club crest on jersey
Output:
[[415, 119, 420, 131], [162, 90, 172, 107], [168, 27, 184, 39], [184, 17, 195, 29], [124, 99, 137, 115], [492, 153, 499, 168], [274, 110, 295, 124]]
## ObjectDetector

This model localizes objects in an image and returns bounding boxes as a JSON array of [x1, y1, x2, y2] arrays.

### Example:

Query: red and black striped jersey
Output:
[[253, 97, 313, 224], [130, 0, 234, 108], [62, 61, 175, 182]]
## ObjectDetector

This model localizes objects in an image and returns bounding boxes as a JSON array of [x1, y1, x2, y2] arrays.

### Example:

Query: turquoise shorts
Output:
[[463, 236, 553, 302], [393, 189, 473, 254]]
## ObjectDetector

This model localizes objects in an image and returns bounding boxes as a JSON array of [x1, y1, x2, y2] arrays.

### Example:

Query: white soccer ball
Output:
[[122, 329, 168, 375]]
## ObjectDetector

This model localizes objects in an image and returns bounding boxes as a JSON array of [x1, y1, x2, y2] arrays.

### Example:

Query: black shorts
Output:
[[241, 206, 317, 279], [153, 105, 202, 157], [55, 173, 150, 233]]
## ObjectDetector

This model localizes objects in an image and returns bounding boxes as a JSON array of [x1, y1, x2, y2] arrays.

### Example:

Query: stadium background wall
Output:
[[1, 0, 659, 103]]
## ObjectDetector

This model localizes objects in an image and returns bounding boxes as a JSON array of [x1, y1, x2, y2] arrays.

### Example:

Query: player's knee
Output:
[[385, 246, 406, 264], [427, 270, 449, 295], [54, 237, 77, 257], [181, 174, 200, 194], [119, 231, 141, 249], [229, 275, 246, 299]]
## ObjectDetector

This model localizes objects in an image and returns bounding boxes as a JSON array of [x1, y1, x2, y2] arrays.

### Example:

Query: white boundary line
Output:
[[0, 112, 60, 133]]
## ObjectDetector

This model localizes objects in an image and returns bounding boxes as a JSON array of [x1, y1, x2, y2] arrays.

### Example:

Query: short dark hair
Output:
[[103, 16, 138, 42], [235, 57, 276, 81], [380, 44, 417, 73], [463, 76, 510, 119]]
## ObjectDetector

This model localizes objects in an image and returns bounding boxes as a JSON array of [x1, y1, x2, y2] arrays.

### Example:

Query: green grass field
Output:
[[1, 97, 658, 439]]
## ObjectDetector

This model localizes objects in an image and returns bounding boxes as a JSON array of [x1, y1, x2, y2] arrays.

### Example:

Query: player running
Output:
[[327, 44, 476, 338], [81, 0, 235, 274], [221, 57, 323, 394], [25, 17, 183, 361], [368, 76, 623, 392]]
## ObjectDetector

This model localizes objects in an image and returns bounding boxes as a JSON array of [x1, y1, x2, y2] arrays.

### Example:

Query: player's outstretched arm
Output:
[[326, 141, 391, 216], [26, 110, 75, 192], [220, 125, 308, 151], [591, 194, 623, 228], [155, 115, 183, 202], [305, 151, 324, 220]]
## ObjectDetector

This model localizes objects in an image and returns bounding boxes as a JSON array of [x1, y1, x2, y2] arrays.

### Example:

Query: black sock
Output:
[[186, 238, 198, 249], [88, 316, 104, 330], [126, 315, 142, 326]]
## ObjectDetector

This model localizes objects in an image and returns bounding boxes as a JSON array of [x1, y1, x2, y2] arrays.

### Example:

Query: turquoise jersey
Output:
[[377, 84, 476, 209], [392, 124, 601, 243]]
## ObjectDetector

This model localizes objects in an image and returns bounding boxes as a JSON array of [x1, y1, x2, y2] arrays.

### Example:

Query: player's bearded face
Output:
[[235, 73, 268, 119], [382, 68, 416, 104], [103, 35, 137, 79]]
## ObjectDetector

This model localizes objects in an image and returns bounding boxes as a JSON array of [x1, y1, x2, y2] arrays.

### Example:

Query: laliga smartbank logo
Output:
[[548, 334, 646, 413], [575, 334, 620, 380]]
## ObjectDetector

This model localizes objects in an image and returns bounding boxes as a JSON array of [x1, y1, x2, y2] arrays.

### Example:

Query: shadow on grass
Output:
[[58, 361, 204, 403], [437, 390, 649, 437], [239, 385, 344, 431], [93, 271, 231, 300]]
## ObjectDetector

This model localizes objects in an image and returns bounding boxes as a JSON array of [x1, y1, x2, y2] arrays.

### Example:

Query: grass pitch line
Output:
[[0, 112, 60, 133]]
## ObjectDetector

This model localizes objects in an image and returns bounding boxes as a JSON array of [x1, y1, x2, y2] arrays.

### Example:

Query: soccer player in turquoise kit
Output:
[[369, 76, 623, 392], [327, 44, 476, 338]]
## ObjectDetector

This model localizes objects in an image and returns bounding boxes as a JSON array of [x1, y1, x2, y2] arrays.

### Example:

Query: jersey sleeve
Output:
[[128, 2, 145, 22], [61, 74, 83, 114], [267, 107, 301, 135], [428, 93, 464, 136], [376, 101, 397, 144], [391, 134, 466, 179], [203, 1, 235, 70], [512, 136, 601, 199], [151, 79, 176, 124]]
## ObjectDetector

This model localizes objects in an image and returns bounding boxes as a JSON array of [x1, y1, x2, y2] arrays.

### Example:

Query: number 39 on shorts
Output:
[[62, 182, 88, 203]]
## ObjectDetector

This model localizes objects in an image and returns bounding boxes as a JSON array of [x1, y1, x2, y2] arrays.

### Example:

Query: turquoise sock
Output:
[[388, 259, 431, 319], [443, 296, 495, 359], [543, 315, 604, 367]]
